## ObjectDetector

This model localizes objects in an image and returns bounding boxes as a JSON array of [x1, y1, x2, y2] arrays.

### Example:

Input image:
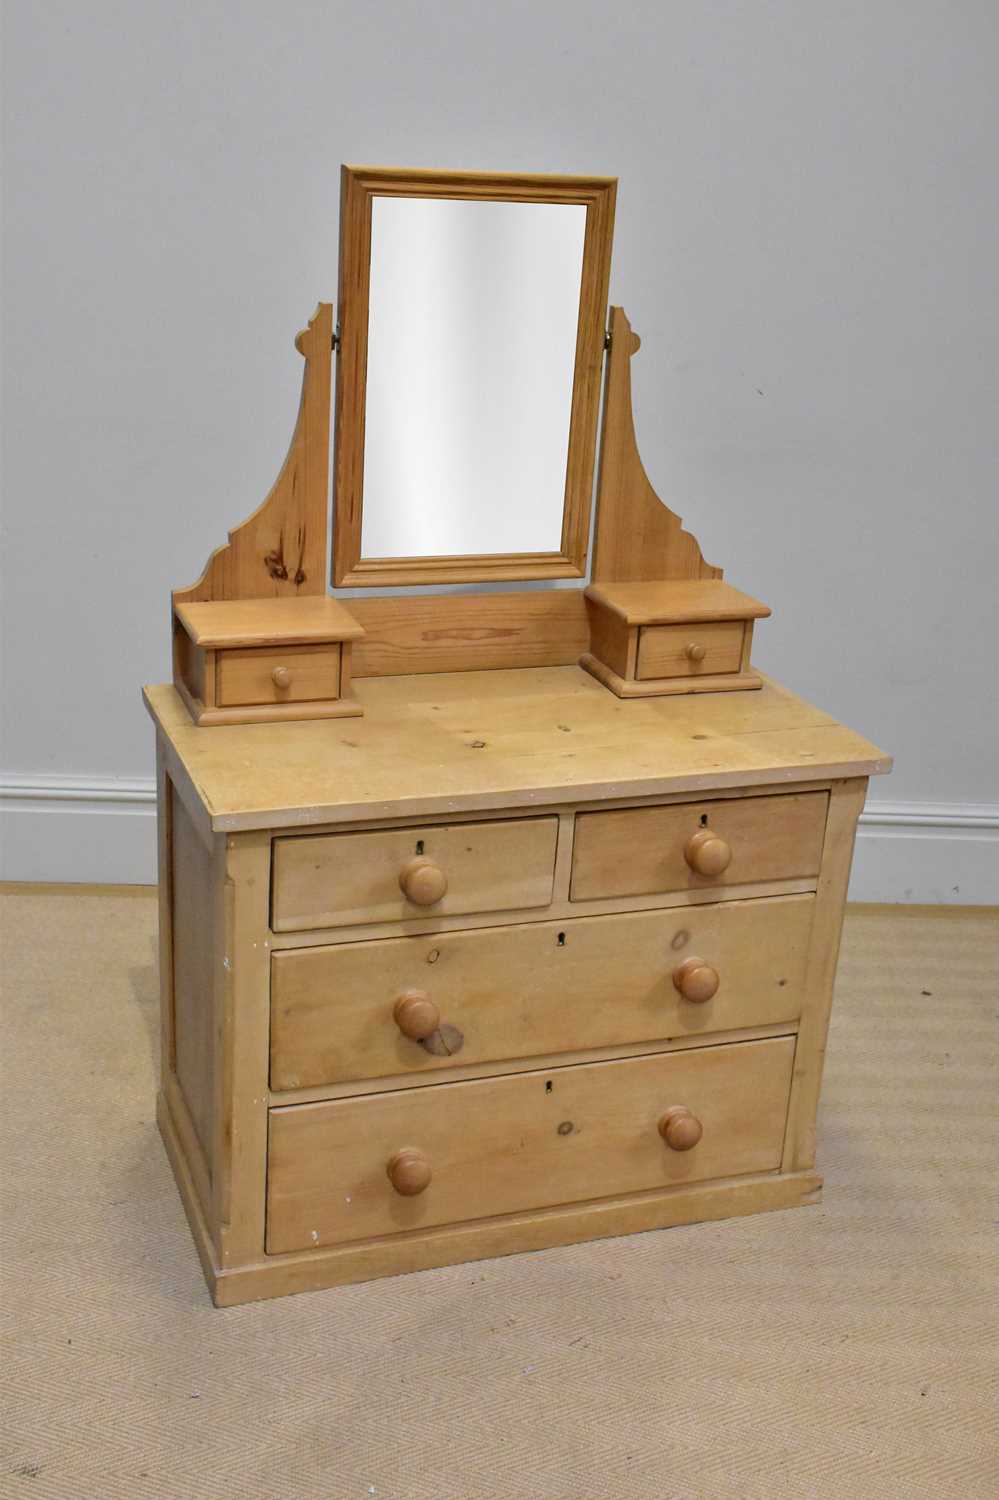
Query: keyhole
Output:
[[545, 1080, 553, 1094], [699, 814, 709, 827], [415, 839, 425, 855], [557, 932, 566, 947]]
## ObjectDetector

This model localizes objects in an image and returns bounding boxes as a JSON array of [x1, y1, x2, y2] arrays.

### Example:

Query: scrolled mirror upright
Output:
[[332, 167, 616, 588]]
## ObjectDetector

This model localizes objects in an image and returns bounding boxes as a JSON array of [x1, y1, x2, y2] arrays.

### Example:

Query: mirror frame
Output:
[[332, 165, 617, 588]]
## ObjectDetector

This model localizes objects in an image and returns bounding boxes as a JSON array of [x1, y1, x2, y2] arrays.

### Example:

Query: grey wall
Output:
[[2, 1, 997, 882]]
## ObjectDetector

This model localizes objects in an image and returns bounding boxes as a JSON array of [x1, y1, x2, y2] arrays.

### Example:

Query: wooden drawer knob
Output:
[[393, 990, 440, 1041], [684, 827, 732, 877], [399, 856, 448, 906], [658, 1106, 703, 1151], [672, 956, 720, 1003], [271, 665, 292, 690], [684, 642, 707, 663], [387, 1147, 432, 1196]]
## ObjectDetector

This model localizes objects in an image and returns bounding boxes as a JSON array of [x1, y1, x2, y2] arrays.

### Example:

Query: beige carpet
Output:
[[1, 890, 996, 1500]]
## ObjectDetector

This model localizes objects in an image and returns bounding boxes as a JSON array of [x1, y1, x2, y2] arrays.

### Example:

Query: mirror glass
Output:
[[360, 197, 587, 559]]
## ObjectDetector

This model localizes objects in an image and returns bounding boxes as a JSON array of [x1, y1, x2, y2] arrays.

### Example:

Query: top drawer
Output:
[[570, 792, 827, 902], [272, 816, 559, 932]]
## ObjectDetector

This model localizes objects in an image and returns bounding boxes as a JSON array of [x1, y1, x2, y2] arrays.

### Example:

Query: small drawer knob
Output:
[[271, 665, 292, 690], [387, 1147, 432, 1196], [684, 827, 732, 877], [672, 956, 720, 1003], [394, 990, 440, 1041], [399, 856, 448, 906], [684, 642, 707, 664], [658, 1106, 703, 1152]]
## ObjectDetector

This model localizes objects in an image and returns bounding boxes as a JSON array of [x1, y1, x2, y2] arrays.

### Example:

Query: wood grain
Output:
[[266, 1037, 795, 1252], [216, 643, 341, 708], [161, 1085, 820, 1305], [782, 777, 869, 1172], [349, 590, 590, 677], [175, 596, 363, 649], [584, 595, 634, 679], [636, 622, 745, 680], [169, 785, 216, 1165], [212, 831, 272, 1269], [580, 653, 762, 699], [586, 580, 772, 625], [332, 166, 616, 588], [570, 791, 829, 902], [143, 670, 890, 834], [272, 815, 558, 932], [269, 894, 814, 1090], [591, 307, 722, 583], [174, 304, 333, 604]]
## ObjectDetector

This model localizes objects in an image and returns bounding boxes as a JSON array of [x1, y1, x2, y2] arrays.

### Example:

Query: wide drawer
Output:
[[272, 816, 559, 933], [570, 792, 828, 902], [216, 642, 341, 707], [636, 620, 744, 680], [266, 1036, 795, 1252], [270, 894, 813, 1090]]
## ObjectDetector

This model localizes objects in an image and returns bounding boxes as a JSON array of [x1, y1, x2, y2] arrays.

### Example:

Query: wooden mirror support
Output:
[[579, 306, 771, 698], [167, 193, 770, 724], [170, 303, 364, 725]]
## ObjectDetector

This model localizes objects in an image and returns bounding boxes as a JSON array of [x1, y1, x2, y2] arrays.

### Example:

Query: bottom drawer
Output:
[[266, 1036, 795, 1253]]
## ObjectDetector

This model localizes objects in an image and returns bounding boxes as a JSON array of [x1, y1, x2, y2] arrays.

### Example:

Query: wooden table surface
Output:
[[144, 667, 891, 834]]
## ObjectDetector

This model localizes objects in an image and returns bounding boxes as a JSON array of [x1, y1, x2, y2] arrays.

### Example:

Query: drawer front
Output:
[[266, 1036, 795, 1252], [216, 643, 341, 707], [270, 894, 813, 1090], [637, 621, 744, 680], [571, 792, 828, 903], [272, 816, 559, 933]]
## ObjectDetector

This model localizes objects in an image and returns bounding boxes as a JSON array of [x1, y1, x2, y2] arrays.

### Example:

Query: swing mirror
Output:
[[332, 166, 616, 588]]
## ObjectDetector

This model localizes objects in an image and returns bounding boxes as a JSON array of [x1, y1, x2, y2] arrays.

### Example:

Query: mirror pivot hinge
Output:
[[604, 330, 611, 350], [332, 325, 340, 351]]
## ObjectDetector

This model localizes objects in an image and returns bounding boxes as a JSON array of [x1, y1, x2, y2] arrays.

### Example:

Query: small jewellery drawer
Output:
[[636, 621, 744, 680], [270, 895, 813, 1090], [272, 816, 559, 933], [216, 643, 341, 708], [265, 1036, 795, 1253], [570, 792, 828, 903]]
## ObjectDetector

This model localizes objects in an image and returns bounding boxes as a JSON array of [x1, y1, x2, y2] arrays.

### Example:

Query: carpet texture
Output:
[[1, 890, 996, 1500]]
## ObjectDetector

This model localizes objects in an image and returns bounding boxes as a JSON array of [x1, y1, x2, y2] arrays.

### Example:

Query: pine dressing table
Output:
[[145, 167, 890, 1305]]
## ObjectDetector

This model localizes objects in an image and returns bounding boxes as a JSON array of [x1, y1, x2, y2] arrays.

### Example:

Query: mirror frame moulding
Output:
[[331, 165, 617, 589]]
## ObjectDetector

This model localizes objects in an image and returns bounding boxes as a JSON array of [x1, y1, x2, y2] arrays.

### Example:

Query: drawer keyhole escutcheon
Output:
[[386, 1147, 432, 1196], [399, 856, 448, 906], [672, 957, 720, 1003], [658, 1106, 703, 1152], [393, 990, 440, 1040], [684, 827, 732, 878], [271, 665, 292, 690]]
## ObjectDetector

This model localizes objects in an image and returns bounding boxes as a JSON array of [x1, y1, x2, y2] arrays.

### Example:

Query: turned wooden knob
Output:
[[672, 956, 720, 1003], [658, 1106, 703, 1151], [271, 665, 292, 690], [684, 827, 732, 877], [684, 642, 707, 664], [393, 990, 440, 1041], [387, 1147, 432, 1196], [399, 856, 448, 906]]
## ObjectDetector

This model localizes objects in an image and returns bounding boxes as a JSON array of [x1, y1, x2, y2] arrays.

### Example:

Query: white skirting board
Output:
[[0, 775, 997, 904]]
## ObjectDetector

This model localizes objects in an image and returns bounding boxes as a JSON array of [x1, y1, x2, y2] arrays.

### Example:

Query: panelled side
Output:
[[169, 783, 218, 1171]]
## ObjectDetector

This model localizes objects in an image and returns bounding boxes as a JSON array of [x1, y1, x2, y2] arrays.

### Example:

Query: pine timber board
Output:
[[143, 668, 891, 836]]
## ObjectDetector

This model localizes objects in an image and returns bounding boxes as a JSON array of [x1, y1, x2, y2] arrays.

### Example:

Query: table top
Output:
[[144, 666, 891, 835]]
